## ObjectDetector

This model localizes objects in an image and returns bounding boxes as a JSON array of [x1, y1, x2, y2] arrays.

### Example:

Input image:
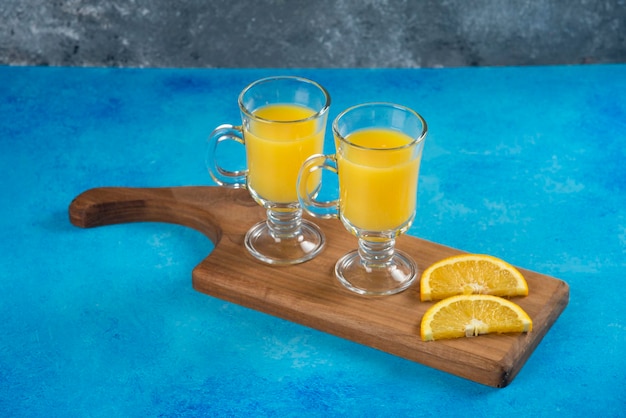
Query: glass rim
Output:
[[238, 76, 331, 124], [332, 102, 428, 151]]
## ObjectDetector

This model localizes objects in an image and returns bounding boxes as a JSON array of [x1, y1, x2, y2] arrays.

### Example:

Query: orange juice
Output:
[[338, 128, 421, 231], [245, 104, 324, 203]]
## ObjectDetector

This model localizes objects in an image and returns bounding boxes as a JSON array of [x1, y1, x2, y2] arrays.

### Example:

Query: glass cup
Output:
[[297, 102, 427, 295], [207, 76, 330, 265]]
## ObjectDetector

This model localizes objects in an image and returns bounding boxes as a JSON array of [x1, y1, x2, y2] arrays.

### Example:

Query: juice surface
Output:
[[245, 104, 324, 203], [338, 128, 421, 231]]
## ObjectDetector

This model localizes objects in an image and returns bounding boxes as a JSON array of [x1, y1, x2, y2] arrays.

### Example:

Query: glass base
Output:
[[244, 219, 325, 265], [334, 249, 417, 296]]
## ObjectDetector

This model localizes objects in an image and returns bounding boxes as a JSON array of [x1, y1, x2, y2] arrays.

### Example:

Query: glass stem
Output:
[[266, 206, 303, 240], [358, 237, 395, 269]]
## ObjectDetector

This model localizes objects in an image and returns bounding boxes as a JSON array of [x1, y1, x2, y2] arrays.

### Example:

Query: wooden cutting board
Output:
[[69, 186, 569, 388]]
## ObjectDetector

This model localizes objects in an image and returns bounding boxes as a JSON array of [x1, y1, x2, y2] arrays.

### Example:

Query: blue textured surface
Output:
[[1, 65, 625, 416]]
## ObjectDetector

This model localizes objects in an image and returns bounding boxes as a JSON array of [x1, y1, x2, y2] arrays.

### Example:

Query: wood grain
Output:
[[69, 186, 569, 388]]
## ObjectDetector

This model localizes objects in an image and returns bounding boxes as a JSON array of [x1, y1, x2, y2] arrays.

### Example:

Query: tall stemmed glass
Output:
[[298, 103, 427, 295], [207, 76, 330, 265]]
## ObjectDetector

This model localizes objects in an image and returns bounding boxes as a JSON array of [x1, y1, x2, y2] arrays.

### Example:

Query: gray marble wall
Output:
[[2, 0, 625, 68]]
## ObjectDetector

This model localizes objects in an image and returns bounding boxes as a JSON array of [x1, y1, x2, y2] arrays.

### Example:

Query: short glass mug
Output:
[[207, 76, 330, 265], [297, 102, 427, 295]]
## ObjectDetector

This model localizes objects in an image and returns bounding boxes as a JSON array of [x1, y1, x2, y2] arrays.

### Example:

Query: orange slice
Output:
[[420, 254, 528, 301], [420, 294, 532, 341]]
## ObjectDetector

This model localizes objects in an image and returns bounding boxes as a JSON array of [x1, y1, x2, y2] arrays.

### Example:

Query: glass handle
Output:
[[297, 154, 339, 219], [206, 124, 247, 188]]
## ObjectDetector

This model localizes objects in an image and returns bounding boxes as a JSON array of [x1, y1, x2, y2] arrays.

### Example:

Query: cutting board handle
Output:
[[68, 186, 263, 244]]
